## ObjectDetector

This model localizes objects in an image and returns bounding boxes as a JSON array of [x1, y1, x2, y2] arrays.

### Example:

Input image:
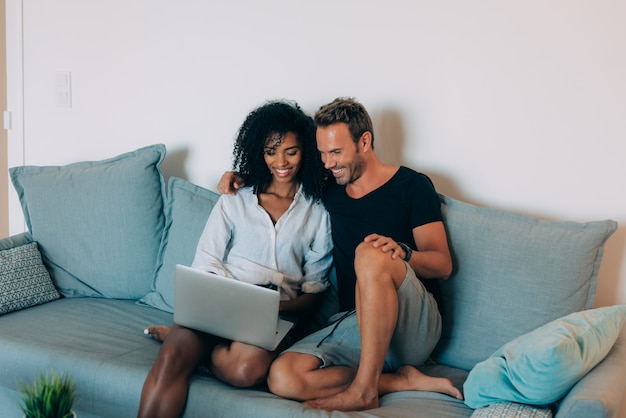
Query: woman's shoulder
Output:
[[217, 186, 256, 208], [296, 187, 325, 207], [298, 194, 329, 222], [220, 186, 255, 199]]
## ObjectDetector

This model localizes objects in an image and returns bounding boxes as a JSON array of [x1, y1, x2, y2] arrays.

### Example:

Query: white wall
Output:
[[5, 1, 626, 412], [0, 0, 7, 238]]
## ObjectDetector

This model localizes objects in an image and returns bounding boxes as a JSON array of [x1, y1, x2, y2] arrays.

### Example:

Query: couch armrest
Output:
[[556, 322, 626, 418]]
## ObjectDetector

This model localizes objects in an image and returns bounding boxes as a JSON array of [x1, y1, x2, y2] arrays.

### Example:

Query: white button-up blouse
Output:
[[191, 186, 333, 301]]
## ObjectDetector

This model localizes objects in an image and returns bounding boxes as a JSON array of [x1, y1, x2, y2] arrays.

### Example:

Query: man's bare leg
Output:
[[303, 242, 463, 410], [269, 355, 462, 407], [268, 352, 356, 401], [269, 243, 462, 410], [304, 243, 403, 411], [379, 366, 463, 399]]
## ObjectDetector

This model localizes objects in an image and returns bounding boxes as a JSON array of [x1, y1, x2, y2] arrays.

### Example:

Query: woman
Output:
[[138, 100, 333, 418]]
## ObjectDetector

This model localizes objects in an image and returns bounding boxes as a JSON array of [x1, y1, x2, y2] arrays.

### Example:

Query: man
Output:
[[219, 98, 462, 411]]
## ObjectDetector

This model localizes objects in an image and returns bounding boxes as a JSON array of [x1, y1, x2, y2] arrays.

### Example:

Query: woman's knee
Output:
[[212, 343, 273, 388], [155, 329, 206, 373], [153, 343, 190, 376], [219, 359, 269, 388]]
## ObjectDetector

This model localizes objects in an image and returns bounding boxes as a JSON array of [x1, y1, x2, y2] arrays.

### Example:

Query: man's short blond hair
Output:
[[314, 97, 375, 148]]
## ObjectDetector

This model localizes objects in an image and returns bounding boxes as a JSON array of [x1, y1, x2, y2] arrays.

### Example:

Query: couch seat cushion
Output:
[[0, 298, 474, 418]]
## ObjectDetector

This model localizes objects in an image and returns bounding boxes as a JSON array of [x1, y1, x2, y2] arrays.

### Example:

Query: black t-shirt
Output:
[[322, 166, 444, 312]]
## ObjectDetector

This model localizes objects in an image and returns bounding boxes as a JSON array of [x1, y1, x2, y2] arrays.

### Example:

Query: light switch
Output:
[[3, 111, 11, 130], [55, 71, 72, 108]]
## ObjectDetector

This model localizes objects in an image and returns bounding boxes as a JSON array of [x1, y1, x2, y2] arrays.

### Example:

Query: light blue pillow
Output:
[[464, 305, 626, 408], [139, 177, 220, 312], [9, 145, 166, 299], [432, 195, 618, 371]]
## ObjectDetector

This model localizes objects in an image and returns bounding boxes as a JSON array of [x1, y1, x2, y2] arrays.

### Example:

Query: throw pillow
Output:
[[0, 238, 61, 315], [139, 177, 220, 312], [0, 231, 32, 251], [471, 402, 552, 418], [463, 305, 626, 409], [9, 144, 167, 299], [432, 195, 618, 371]]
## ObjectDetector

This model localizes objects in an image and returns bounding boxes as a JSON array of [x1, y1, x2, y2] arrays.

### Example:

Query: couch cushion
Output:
[[2, 298, 452, 418], [9, 145, 166, 299], [0, 234, 60, 315], [432, 195, 617, 371], [0, 298, 174, 417], [139, 177, 220, 312], [463, 305, 626, 408]]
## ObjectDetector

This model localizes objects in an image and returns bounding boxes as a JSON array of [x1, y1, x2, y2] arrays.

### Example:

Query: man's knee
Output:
[[355, 241, 405, 285], [267, 353, 316, 400], [267, 354, 295, 396], [355, 241, 388, 268]]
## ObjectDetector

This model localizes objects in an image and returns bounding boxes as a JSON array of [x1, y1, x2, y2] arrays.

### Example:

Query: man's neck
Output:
[[345, 159, 399, 199]]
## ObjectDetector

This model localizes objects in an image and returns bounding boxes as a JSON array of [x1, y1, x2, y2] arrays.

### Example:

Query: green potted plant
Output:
[[19, 370, 77, 418]]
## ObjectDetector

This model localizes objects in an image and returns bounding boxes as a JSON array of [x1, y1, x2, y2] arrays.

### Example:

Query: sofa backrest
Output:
[[8, 143, 618, 374], [431, 194, 617, 371], [140, 177, 220, 312]]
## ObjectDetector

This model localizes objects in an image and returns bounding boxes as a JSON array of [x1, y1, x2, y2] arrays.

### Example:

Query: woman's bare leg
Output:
[[144, 325, 171, 342], [138, 324, 218, 418], [303, 243, 403, 411]]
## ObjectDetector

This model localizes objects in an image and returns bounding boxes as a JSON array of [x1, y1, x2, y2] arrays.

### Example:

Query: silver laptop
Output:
[[173, 264, 294, 351]]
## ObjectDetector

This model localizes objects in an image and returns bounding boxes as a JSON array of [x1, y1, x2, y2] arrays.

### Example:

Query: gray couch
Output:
[[1, 144, 625, 418]]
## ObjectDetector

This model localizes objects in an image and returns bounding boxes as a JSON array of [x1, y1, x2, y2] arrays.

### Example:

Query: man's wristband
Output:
[[397, 242, 413, 262]]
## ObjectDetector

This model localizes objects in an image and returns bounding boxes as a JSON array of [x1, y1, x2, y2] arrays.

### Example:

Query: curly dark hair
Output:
[[232, 100, 326, 201]]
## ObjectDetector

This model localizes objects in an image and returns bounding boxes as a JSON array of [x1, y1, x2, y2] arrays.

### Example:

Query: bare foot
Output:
[[396, 365, 463, 400], [143, 325, 171, 342], [304, 386, 379, 411]]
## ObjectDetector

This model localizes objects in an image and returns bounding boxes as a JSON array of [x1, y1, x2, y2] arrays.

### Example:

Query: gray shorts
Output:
[[283, 263, 442, 373]]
